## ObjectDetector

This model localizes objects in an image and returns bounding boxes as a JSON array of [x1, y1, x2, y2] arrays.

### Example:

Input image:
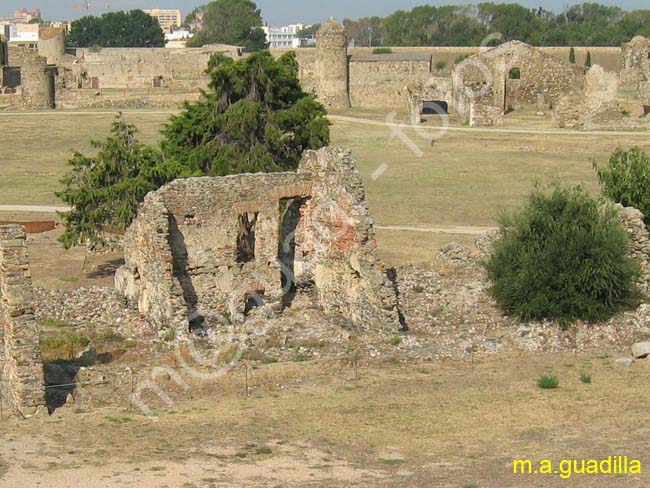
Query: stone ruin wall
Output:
[[0, 225, 46, 417], [348, 55, 432, 109], [71, 44, 242, 90], [621, 37, 650, 86], [453, 42, 586, 125], [117, 147, 400, 334], [2, 44, 55, 109]]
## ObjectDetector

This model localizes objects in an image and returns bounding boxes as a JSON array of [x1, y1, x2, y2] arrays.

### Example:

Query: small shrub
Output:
[[372, 47, 393, 54], [485, 185, 641, 324], [508, 67, 521, 80], [380, 458, 405, 465], [40, 333, 91, 361], [412, 285, 425, 293], [105, 416, 132, 424], [580, 372, 592, 384], [455, 53, 470, 64], [388, 336, 402, 346], [595, 147, 650, 218], [537, 375, 560, 389], [435, 60, 448, 70], [38, 318, 78, 329]]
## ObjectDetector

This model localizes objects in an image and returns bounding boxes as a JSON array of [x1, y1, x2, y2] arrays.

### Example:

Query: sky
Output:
[[2, 0, 650, 24]]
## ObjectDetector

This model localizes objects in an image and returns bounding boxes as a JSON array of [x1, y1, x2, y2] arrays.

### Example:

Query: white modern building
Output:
[[262, 23, 310, 49], [4, 22, 38, 42], [165, 29, 194, 48], [144, 9, 183, 33]]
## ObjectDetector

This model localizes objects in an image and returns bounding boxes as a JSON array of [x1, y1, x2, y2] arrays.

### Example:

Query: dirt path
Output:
[[0, 206, 496, 236], [0, 205, 71, 213], [376, 224, 496, 235], [328, 114, 650, 137]]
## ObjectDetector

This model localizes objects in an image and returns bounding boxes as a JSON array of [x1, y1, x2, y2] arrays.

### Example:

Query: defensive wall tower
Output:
[[315, 18, 350, 110], [38, 27, 66, 65]]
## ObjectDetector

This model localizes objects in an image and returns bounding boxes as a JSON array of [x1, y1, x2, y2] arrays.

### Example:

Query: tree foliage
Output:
[[57, 115, 183, 249], [342, 2, 650, 47], [161, 51, 329, 176], [485, 185, 640, 325], [595, 147, 650, 218], [58, 52, 329, 248], [186, 0, 267, 51], [67, 10, 165, 48]]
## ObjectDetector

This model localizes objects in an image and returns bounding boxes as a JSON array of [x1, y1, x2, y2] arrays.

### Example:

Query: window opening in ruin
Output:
[[509, 67, 521, 80], [2, 67, 21, 88], [244, 290, 265, 315], [422, 100, 449, 115], [236, 212, 258, 263], [278, 197, 310, 308]]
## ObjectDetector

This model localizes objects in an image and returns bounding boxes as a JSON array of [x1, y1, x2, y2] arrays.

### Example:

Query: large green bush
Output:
[[595, 147, 650, 218], [485, 185, 641, 325]]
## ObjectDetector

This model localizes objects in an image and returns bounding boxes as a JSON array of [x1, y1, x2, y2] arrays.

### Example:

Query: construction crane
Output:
[[72, 1, 146, 15]]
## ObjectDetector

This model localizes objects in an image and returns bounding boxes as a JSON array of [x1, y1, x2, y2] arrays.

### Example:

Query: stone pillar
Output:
[[493, 59, 507, 111], [406, 83, 423, 125], [315, 18, 350, 110], [0, 225, 46, 416]]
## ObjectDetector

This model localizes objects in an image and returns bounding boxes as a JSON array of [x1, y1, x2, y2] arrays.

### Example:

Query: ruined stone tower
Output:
[[18, 49, 55, 109], [315, 18, 350, 110]]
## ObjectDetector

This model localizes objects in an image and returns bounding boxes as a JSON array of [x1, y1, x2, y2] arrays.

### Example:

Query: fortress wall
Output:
[[75, 45, 241, 89], [349, 57, 432, 108]]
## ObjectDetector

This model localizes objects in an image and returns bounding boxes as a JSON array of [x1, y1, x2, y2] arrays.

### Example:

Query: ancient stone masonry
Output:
[[348, 53, 432, 109], [453, 41, 586, 126], [1, 44, 56, 109], [621, 36, 650, 92], [315, 18, 350, 110], [71, 45, 241, 90], [0, 225, 46, 416], [117, 147, 400, 334]]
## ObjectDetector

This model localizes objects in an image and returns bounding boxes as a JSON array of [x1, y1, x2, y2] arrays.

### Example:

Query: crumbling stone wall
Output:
[[117, 147, 399, 334], [0, 225, 46, 416], [2, 45, 55, 109], [553, 65, 627, 129], [621, 36, 650, 88], [349, 54, 431, 109], [315, 18, 350, 110], [453, 41, 585, 126], [38, 27, 66, 65], [72, 45, 241, 90]]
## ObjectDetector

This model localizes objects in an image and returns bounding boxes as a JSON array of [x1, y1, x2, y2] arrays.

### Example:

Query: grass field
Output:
[[2, 352, 649, 487], [3, 109, 650, 487], [1, 108, 650, 265]]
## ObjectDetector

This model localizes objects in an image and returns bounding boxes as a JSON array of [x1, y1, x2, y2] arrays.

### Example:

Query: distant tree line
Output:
[[185, 0, 267, 51], [67, 10, 165, 48], [343, 2, 650, 47]]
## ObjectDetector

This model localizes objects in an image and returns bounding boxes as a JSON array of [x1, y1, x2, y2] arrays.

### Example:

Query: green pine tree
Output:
[[569, 47, 576, 64], [58, 51, 330, 249], [585, 51, 592, 68]]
